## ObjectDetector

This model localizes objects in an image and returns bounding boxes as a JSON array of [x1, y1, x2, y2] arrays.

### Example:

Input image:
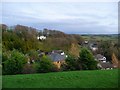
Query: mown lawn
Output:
[[2, 69, 118, 88]]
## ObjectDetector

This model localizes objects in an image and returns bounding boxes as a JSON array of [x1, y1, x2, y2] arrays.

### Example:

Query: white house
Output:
[[84, 40, 88, 44], [37, 36, 46, 40]]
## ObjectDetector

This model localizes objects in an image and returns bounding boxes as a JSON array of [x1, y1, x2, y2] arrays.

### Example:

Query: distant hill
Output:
[[1, 24, 84, 56]]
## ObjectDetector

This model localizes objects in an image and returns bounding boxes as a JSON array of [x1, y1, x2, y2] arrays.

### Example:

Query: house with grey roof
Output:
[[95, 54, 114, 70], [48, 53, 66, 62], [97, 62, 113, 70], [95, 54, 106, 62], [48, 50, 67, 68]]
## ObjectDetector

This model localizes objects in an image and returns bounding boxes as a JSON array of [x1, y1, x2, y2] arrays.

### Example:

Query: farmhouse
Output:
[[48, 50, 67, 68], [37, 36, 46, 40]]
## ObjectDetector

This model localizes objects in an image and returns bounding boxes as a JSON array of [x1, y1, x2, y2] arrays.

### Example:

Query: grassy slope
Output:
[[3, 69, 118, 88]]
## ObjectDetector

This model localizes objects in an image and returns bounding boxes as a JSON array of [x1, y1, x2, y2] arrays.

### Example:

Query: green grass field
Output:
[[2, 69, 118, 88], [81, 35, 117, 41]]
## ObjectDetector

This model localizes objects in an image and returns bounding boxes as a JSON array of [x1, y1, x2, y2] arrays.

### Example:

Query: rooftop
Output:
[[48, 53, 66, 62]]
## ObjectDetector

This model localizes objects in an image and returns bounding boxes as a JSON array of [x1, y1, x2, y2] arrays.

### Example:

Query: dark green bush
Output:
[[37, 55, 56, 73], [3, 49, 26, 75], [78, 48, 98, 70]]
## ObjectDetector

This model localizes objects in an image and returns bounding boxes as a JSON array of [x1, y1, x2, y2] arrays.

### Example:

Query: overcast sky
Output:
[[1, 2, 118, 34]]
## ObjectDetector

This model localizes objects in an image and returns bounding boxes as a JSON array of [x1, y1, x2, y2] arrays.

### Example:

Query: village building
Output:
[[89, 43, 98, 51], [84, 40, 88, 44], [95, 54, 114, 69], [97, 62, 113, 70], [37, 36, 46, 40], [48, 50, 67, 69], [95, 54, 106, 62]]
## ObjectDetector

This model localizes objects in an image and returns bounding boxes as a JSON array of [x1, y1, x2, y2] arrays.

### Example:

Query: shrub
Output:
[[78, 48, 98, 70], [61, 55, 81, 71], [37, 55, 56, 73], [27, 50, 39, 63], [3, 49, 26, 75], [22, 63, 37, 74]]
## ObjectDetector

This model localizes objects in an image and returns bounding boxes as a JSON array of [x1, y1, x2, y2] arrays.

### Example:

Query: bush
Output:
[[37, 55, 56, 73], [78, 48, 98, 70], [22, 63, 37, 74], [61, 55, 81, 71], [3, 49, 27, 75], [27, 50, 39, 63], [2, 51, 10, 64]]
